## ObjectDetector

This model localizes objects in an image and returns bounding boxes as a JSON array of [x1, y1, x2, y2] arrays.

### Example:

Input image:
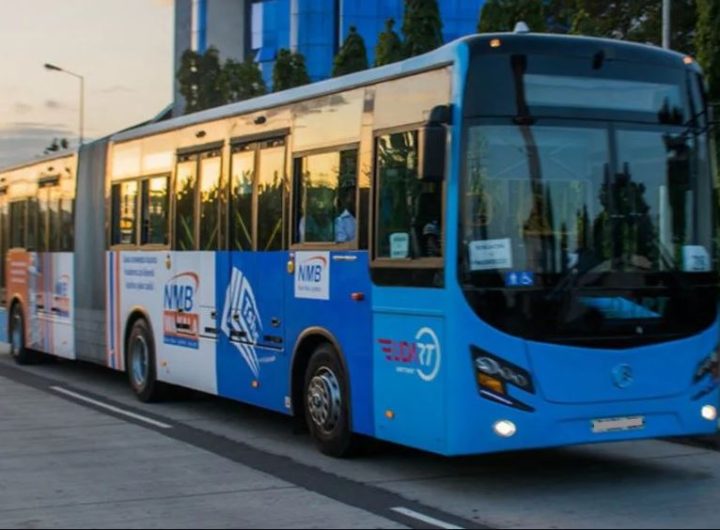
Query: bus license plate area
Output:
[[591, 416, 646, 434]]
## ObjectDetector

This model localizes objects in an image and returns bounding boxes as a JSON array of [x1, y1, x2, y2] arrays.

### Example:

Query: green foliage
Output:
[[272, 49, 311, 91], [375, 19, 405, 66], [478, 0, 547, 33], [176, 47, 224, 114], [696, 0, 720, 101], [221, 59, 267, 103], [333, 26, 369, 77], [44, 138, 70, 155], [402, 0, 444, 58]]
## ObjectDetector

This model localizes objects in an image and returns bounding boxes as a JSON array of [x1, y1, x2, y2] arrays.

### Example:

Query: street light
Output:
[[44, 63, 85, 146]]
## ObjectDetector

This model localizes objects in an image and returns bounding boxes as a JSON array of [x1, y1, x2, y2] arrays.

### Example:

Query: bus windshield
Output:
[[461, 123, 714, 277], [459, 49, 718, 347]]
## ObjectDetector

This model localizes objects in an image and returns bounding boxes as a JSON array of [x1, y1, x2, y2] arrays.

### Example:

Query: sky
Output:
[[0, 0, 174, 168]]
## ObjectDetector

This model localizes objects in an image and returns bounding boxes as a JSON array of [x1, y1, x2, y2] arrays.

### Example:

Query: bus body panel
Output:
[[440, 298, 720, 456], [285, 250, 375, 436], [372, 287, 447, 453], [7, 250, 76, 360], [216, 250, 289, 414]]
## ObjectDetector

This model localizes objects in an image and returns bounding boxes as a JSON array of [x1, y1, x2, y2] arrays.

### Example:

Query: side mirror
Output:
[[418, 105, 451, 182]]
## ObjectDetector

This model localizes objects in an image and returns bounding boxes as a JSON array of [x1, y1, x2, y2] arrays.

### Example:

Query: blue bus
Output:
[[3, 33, 719, 457]]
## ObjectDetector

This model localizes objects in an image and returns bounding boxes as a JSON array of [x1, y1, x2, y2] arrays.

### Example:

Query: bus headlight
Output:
[[493, 420, 517, 438], [701, 405, 717, 422]]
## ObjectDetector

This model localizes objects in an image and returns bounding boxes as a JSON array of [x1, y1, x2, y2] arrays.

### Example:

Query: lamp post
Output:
[[662, 0, 671, 49], [44, 63, 84, 146]]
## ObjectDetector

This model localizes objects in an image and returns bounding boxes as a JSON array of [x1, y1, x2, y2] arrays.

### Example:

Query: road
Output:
[[0, 351, 719, 529]]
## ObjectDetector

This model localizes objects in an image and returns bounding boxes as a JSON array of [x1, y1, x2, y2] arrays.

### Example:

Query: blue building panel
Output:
[[258, 0, 486, 88]]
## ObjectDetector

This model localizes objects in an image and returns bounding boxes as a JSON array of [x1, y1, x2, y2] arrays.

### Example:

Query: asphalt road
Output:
[[1, 351, 719, 529]]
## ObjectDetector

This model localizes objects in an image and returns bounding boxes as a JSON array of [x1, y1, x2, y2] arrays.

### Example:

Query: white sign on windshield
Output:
[[469, 239, 513, 271], [682, 245, 711, 272]]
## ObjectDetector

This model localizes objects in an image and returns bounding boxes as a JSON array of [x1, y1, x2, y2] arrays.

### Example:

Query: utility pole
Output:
[[662, 0, 671, 49]]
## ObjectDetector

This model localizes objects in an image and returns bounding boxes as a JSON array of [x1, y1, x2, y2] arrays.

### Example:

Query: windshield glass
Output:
[[462, 123, 714, 280]]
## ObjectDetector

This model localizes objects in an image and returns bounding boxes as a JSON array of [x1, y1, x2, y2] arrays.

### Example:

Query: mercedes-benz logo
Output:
[[612, 364, 634, 389]]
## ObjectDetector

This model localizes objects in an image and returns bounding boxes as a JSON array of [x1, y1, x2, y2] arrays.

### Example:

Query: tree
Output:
[[402, 0, 443, 58], [177, 47, 224, 114], [221, 59, 267, 103], [696, 0, 720, 102], [478, 0, 547, 33], [375, 18, 404, 66], [333, 26, 369, 77], [44, 138, 70, 155], [272, 49, 311, 91]]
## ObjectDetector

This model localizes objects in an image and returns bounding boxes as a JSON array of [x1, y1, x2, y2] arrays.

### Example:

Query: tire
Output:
[[126, 319, 163, 403], [304, 343, 357, 458], [8, 304, 38, 365]]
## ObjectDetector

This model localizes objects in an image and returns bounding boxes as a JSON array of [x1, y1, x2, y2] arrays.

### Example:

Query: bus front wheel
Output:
[[127, 319, 163, 403], [9, 305, 37, 365], [304, 344, 356, 458]]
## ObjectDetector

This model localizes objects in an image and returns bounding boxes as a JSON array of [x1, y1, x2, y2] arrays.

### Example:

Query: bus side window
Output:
[[199, 151, 222, 250], [229, 146, 255, 251], [293, 148, 359, 245], [59, 197, 74, 252], [375, 130, 443, 260], [110, 181, 139, 246], [174, 156, 198, 251], [10, 200, 27, 249], [25, 199, 39, 252], [141, 176, 169, 246]]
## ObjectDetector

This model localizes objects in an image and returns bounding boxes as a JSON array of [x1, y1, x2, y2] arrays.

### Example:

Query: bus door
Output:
[[37, 180, 74, 359], [164, 148, 222, 394], [220, 137, 286, 400]]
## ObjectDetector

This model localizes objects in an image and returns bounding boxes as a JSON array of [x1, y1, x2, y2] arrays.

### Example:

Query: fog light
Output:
[[493, 420, 517, 438], [701, 405, 717, 422]]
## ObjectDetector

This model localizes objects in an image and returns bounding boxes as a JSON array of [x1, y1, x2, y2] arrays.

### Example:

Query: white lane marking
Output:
[[391, 507, 463, 530], [50, 386, 172, 430]]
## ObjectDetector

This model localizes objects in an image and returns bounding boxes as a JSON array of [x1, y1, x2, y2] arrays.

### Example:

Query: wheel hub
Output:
[[307, 367, 342, 434], [130, 335, 149, 389], [10, 313, 22, 358]]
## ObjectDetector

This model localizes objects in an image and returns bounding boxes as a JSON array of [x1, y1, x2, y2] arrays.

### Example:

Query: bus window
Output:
[[111, 181, 138, 246], [141, 176, 169, 246], [10, 201, 26, 249], [0, 198, 7, 291], [257, 142, 285, 251], [59, 198, 74, 252], [37, 190, 48, 252], [230, 147, 254, 251], [48, 191, 60, 252], [199, 152, 221, 250], [175, 156, 197, 251], [26, 199, 39, 251], [375, 131, 443, 260], [294, 148, 358, 245], [58, 197, 73, 252]]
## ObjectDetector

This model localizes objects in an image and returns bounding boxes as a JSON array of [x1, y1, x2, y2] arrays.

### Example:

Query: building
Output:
[[174, 0, 486, 115]]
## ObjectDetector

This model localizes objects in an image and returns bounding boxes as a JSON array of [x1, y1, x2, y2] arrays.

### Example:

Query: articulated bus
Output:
[[2, 33, 719, 457]]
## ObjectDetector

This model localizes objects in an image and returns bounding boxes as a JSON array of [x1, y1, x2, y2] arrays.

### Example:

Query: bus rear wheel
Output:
[[9, 304, 37, 365], [127, 319, 163, 403], [304, 344, 356, 458]]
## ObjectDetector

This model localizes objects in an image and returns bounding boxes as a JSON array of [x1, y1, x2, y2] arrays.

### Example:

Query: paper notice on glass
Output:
[[390, 233, 410, 259], [469, 239, 513, 271], [682, 245, 711, 272]]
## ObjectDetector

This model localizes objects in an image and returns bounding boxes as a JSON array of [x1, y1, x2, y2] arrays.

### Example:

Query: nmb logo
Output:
[[164, 272, 199, 312], [294, 252, 330, 301], [298, 256, 326, 283], [163, 272, 200, 349]]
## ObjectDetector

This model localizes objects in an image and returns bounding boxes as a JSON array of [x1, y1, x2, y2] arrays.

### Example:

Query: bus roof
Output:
[[0, 150, 78, 175], [111, 32, 694, 146]]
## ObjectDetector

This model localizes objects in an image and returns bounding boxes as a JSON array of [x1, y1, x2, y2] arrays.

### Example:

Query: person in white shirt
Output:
[[334, 186, 356, 243]]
